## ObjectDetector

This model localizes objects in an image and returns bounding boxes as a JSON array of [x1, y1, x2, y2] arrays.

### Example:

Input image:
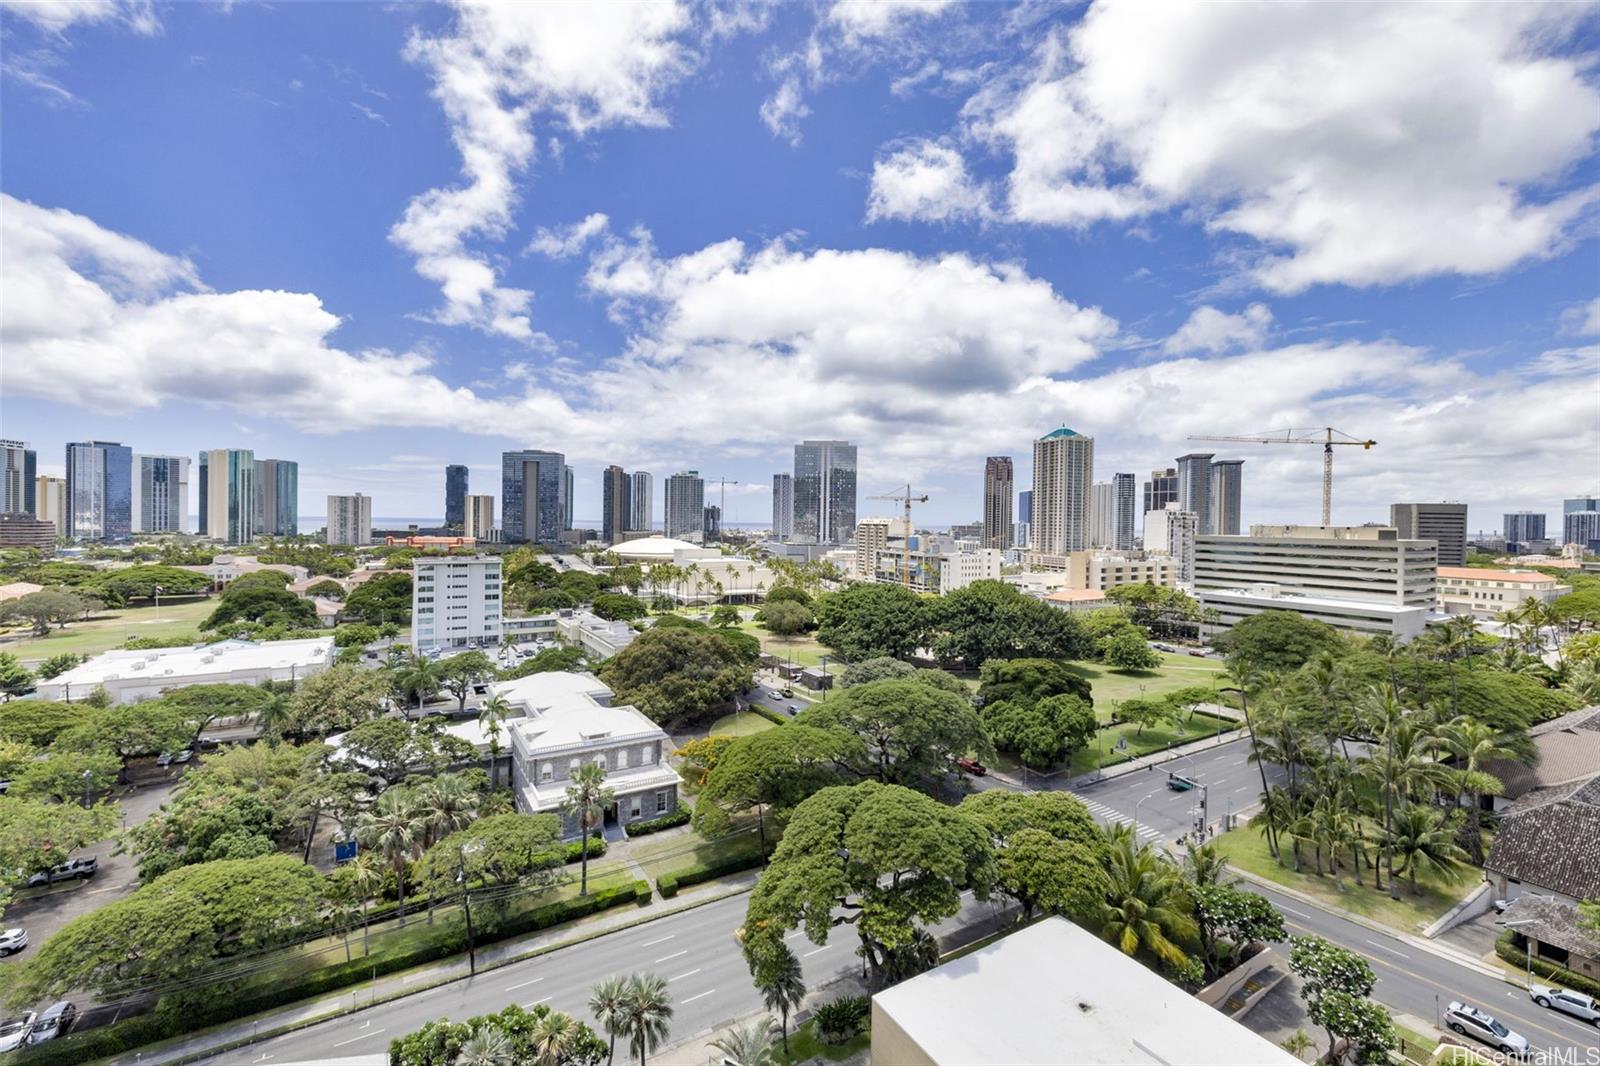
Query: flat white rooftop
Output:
[[41, 637, 334, 687], [493, 672, 667, 753], [872, 917, 1298, 1066]]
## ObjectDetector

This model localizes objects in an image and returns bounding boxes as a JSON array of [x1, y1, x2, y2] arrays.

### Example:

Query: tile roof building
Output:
[[1480, 708, 1600, 810], [1486, 772, 1600, 905]]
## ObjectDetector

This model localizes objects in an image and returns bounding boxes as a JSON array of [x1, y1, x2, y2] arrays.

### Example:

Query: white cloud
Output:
[[1162, 303, 1272, 355], [827, 0, 954, 46], [929, 1, 1600, 291], [392, 1, 703, 340], [1561, 296, 1600, 336], [349, 101, 388, 125], [0, 0, 158, 35], [866, 139, 993, 223], [527, 213, 612, 258]]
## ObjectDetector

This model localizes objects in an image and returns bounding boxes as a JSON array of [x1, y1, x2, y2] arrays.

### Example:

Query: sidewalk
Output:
[[118, 870, 763, 1066]]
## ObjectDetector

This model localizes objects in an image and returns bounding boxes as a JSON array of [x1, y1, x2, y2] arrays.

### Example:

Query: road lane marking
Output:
[[669, 968, 702, 982], [524, 996, 552, 1008], [642, 935, 675, 947], [1364, 938, 1411, 960], [331, 1029, 386, 1048], [682, 989, 716, 1004], [655, 949, 688, 963], [784, 929, 806, 940], [1278, 905, 1313, 920], [803, 945, 830, 957], [505, 976, 544, 991]]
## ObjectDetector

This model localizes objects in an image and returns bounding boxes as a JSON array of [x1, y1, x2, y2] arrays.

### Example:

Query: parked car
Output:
[[1187, 648, 1208, 657], [192, 736, 220, 752], [1152, 643, 1178, 654], [1445, 1001, 1529, 1056], [1529, 983, 1600, 1025], [956, 757, 988, 776], [26, 857, 98, 888], [0, 1013, 36, 1053], [0, 929, 27, 956], [156, 750, 194, 767], [25, 1001, 77, 1045]]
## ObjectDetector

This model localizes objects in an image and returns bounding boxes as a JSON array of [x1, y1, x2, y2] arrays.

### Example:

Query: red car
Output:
[[956, 757, 988, 776]]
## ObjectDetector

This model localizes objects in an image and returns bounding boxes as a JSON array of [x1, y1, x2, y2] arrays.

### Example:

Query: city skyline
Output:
[[2, 4, 1596, 527]]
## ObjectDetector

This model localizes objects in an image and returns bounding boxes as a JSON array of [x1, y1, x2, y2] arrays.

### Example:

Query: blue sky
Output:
[[3, 0, 1598, 530]]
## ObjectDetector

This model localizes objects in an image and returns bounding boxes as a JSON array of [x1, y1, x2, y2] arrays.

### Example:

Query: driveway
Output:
[[1436, 909, 1507, 965]]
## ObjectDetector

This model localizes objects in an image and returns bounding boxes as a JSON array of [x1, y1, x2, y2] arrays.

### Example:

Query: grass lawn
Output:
[[1066, 650, 1229, 706], [626, 823, 768, 881], [772, 1018, 870, 1065], [708, 709, 778, 737], [1210, 824, 1480, 934], [1064, 711, 1238, 774], [738, 620, 829, 668], [3, 597, 215, 663]]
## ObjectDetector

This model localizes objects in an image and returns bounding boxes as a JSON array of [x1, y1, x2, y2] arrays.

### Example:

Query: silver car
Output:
[[1530, 983, 1600, 1026], [0, 928, 27, 956], [0, 1013, 36, 1054], [1445, 1001, 1530, 1056]]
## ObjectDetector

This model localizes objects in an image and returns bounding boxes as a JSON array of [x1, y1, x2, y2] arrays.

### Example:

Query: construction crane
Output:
[[867, 484, 929, 590], [1187, 427, 1376, 526], [703, 476, 739, 541]]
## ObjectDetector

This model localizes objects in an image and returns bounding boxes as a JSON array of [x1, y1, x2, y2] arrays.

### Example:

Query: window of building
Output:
[[540, 762, 552, 782], [630, 796, 642, 819], [617, 749, 628, 769], [656, 789, 670, 811], [569, 758, 580, 774]]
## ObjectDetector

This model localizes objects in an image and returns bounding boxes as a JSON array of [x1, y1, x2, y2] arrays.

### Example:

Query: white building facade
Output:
[[1437, 566, 1567, 619], [1031, 427, 1093, 555], [326, 493, 373, 546], [412, 555, 503, 652], [1142, 504, 1199, 583], [35, 638, 334, 704]]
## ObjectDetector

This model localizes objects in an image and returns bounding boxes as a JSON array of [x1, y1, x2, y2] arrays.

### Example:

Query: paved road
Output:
[[166, 890, 1012, 1065]]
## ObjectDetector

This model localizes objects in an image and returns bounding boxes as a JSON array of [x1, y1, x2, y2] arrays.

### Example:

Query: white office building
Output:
[[1200, 584, 1431, 642], [326, 494, 373, 546], [1143, 504, 1199, 583], [1195, 525, 1437, 607], [35, 638, 334, 705], [412, 555, 502, 652], [463, 494, 495, 541], [1065, 550, 1178, 591]]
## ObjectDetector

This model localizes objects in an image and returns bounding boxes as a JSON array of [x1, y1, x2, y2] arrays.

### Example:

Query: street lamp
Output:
[[819, 655, 830, 701], [1132, 787, 1163, 839], [81, 769, 93, 809], [455, 840, 484, 977]]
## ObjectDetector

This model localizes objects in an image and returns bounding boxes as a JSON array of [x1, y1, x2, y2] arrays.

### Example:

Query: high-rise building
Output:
[[1089, 481, 1116, 549], [463, 494, 495, 541], [412, 555, 502, 652], [771, 473, 794, 541], [1564, 510, 1600, 550], [1503, 511, 1546, 546], [1389, 502, 1467, 567], [1209, 460, 1245, 537], [251, 458, 298, 538], [601, 465, 632, 544], [1, 440, 36, 515], [1032, 427, 1094, 555], [631, 471, 653, 531], [198, 449, 256, 544], [326, 493, 373, 546], [1176, 453, 1215, 535], [1018, 489, 1033, 526], [1564, 496, 1600, 515], [34, 476, 67, 537], [1195, 525, 1438, 608], [66, 440, 133, 542], [501, 450, 566, 544], [1112, 473, 1136, 550], [1144, 504, 1199, 582], [792, 440, 857, 544], [704, 505, 721, 542], [563, 465, 575, 531], [445, 465, 468, 528], [664, 471, 705, 540], [982, 457, 1014, 550], [133, 455, 190, 534], [1143, 468, 1178, 521]]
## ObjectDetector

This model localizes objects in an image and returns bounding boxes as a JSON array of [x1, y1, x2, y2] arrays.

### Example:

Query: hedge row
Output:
[[1495, 929, 1600, 999], [351, 836, 606, 927], [13, 884, 640, 1066], [624, 808, 691, 837], [633, 880, 653, 905], [749, 703, 790, 726], [655, 846, 766, 898]]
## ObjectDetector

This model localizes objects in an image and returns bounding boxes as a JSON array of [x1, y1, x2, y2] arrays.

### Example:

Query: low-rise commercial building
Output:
[[555, 609, 636, 659], [1195, 525, 1437, 606], [0, 512, 57, 550], [871, 917, 1297, 1066], [1199, 583, 1430, 641], [499, 672, 679, 835], [608, 536, 777, 603], [1063, 550, 1178, 591], [34, 637, 335, 704], [870, 542, 1002, 595], [412, 555, 502, 652], [1044, 587, 1111, 613], [1436, 566, 1567, 619]]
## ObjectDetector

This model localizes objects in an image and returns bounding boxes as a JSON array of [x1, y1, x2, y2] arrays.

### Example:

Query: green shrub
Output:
[[749, 703, 789, 726], [813, 995, 869, 1044], [656, 844, 765, 895], [562, 835, 608, 863], [624, 808, 691, 837], [657, 874, 679, 898], [1496, 930, 1600, 998], [634, 879, 653, 905]]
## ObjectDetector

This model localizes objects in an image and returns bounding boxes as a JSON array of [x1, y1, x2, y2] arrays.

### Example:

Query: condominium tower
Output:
[[445, 465, 468, 528], [66, 440, 133, 542], [501, 449, 566, 544], [133, 454, 191, 533], [563, 465, 575, 531], [252, 458, 298, 538], [1032, 427, 1094, 555], [34, 476, 67, 536], [1209, 460, 1245, 537], [1018, 489, 1032, 525], [630, 471, 653, 531], [792, 440, 857, 544], [601, 465, 632, 544], [1503, 512, 1546, 546], [326, 493, 373, 546], [1112, 472, 1136, 550], [412, 555, 502, 652], [1143, 468, 1178, 520], [198, 449, 256, 544], [982, 456, 1014, 550], [463, 495, 495, 541], [1089, 481, 1116, 549], [664, 471, 706, 540], [0, 440, 36, 514], [1176, 453, 1215, 536], [771, 473, 794, 541]]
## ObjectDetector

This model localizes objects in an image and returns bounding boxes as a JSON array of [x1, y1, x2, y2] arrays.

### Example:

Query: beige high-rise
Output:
[[1031, 427, 1094, 555], [464, 494, 495, 540]]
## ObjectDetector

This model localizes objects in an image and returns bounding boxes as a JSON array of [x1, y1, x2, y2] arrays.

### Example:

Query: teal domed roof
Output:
[[1039, 426, 1083, 440]]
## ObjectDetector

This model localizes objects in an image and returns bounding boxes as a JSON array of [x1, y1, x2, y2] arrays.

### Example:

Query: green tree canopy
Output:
[[389, 1003, 607, 1066], [439, 650, 496, 711], [597, 627, 754, 726], [499, 645, 587, 679], [795, 678, 989, 786], [285, 663, 388, 739], [838, 656, 917, 688], [1102, 627, 1161, 671], [0, 588, 100, 634], [0, 652, 32, 699], [0, 798, 118, 890], [976, 657, 1093, 708], [343, 571, 413, 625], [202, 583, 317, 631], [592, 592, 648, 621], [414, 813, 565, 897], [305, 578, 345, 600], [1215, 610, 1346, 674], [693, 725, 857, 846], [86, 564, 210, 606], [760, 600, 814, 636], [922, 580, 1091, 668], [813, 582, 925, 661], [959, 791, 1107, 922], [981, 692, 1098, 769]]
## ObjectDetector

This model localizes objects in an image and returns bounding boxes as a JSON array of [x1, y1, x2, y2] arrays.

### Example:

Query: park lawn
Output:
[[4, 597, 215, 663], [1064, 711, 1239, 775], [708, 709, 778, 737], [1066, 650, 1229, 706], [1210, 824, 1480, 934], [772, 1018, 870, 1065], [626, 822, 769, 881], [738, 619, 829, 668]]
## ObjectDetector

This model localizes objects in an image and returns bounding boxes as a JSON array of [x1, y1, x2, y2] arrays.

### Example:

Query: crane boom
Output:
[[1187, 427, 1375, 526], [866, 483, 929, 590], [702, 476, 740, 541]]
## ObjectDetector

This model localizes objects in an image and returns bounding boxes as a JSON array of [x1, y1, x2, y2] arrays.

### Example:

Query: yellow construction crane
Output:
[[867, 484, 929, 590], [1187, 427, 1376, 526]]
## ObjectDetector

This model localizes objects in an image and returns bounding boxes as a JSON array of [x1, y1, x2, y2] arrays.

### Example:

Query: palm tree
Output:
[[1181, 841, 1239, 888], [1438, 716, 1517, 863], [589, 975, 630, 1066], [1252, 788, 1298, 868], [1566, 660, 1600, 704], [392, 653, 442, 719], [1383, 805, 1468, 895], [1296, 652, 1350, 761], [709, 1019, 775, 1066], [345, 851, 384, 955], [531, 1009, 577, 1066], [457, 1026, 514, 1066], [417, 772, 478, 849], [563, 762, 614, 896], [478, 694, 511, 788], [754, 943, 806, 1056], [1098, 835, 1196, 967], [620, 973, 674, 1066], [355, 789, 422, 926], [256, 691, 296, 743]]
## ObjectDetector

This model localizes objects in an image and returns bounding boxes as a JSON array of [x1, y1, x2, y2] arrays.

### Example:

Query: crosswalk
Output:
[[1073, 794, 1165, 844]]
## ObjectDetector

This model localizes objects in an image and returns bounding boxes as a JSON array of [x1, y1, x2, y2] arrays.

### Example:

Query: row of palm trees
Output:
[[588, 973, 674, 1066], [352, 771, 481, 925]]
